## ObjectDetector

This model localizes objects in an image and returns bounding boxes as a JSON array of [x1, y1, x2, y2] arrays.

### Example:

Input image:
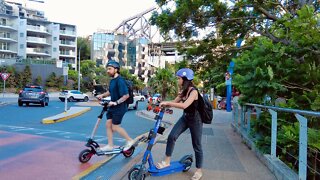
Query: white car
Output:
[[59, 90, 89, 102], [102, 96, 139, 110], [134, 93, 145, 101]]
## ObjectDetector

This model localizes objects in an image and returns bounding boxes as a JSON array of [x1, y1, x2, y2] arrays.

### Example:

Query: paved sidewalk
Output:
[[111, 109, 276, 180]]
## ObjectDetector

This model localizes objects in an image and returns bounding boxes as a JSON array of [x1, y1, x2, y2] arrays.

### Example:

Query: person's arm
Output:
[[96, 91, 110, 99], [109, 78, 129, 106], [107, 94, 129, 106], [161, 90, 198, 109]]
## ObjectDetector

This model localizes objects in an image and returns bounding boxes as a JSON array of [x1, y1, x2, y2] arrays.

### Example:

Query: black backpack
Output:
[[197, 90, 213, 124], [125, 80, 134, 105], [117, 77, 134, 105]]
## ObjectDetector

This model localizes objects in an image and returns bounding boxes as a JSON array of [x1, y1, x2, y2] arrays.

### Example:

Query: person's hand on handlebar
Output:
[[96, 94, 103, 100], [159, 101, 171, 108], [108, 101, 117, 107]]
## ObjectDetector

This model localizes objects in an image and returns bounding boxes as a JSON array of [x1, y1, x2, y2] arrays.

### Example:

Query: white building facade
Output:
[[0, 0, 77, 68]]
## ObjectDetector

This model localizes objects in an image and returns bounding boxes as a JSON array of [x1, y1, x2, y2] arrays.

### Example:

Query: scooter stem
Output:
[[90, 118, 101, 139]]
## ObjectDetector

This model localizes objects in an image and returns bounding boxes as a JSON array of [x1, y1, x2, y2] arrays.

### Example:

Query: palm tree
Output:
[[148, 68, 177, 100]]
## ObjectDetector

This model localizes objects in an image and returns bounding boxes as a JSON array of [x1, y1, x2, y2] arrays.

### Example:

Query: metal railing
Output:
[[16, 58, 56, 65], [232, 102, 320, 180]]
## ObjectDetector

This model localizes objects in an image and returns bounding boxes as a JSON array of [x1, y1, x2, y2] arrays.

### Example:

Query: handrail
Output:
[[245, 103, 320, 117], [232, 102, 320, 180]]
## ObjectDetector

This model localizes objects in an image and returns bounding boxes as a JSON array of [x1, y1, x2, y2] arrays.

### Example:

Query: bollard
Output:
[[212, 98, 217, 109]]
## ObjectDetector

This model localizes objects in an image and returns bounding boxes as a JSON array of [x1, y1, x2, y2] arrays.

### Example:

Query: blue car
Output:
[[18, 85, 49, 107]]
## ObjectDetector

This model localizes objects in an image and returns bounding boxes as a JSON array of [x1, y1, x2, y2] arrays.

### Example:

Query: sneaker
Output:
[[123, 140, 135, 151], [99, 145, 113, 152], [191, 171, 203, 180]]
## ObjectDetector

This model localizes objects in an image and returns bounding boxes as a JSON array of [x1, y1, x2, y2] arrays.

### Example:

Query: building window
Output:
[[20, 44, 24, 49], [0, 42, 8, 50], [20, 33, 24, 37], [53, 47, 57, 52], [53, 37, 57, 41]]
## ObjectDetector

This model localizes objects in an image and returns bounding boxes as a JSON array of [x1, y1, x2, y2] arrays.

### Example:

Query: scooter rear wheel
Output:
[[78, 149, 94, 163], [128, 167, 145, 180], [123, 146, 135, 157]]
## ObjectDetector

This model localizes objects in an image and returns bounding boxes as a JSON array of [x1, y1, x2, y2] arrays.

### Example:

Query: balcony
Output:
[[0, 35, 17, 43], [27, 25, 50, 35], [60, 51, 76, 57], [26, 48, 50, 56], [27, 37, 50, 45], [60, 30, 76, 37], [0, 22, 16, 31], [59, 40, 75, 47], [0, 48, 17, 54]]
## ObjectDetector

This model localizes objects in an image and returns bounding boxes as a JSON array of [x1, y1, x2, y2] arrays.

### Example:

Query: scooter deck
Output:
[[96, 147, 123, 155], [148, 161, 185, 176]]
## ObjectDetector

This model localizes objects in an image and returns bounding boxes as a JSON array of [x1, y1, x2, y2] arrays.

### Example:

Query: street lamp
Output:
[[78, 46, 81, 91]]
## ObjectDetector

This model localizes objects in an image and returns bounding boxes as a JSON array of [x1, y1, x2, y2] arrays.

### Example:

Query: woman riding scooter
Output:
[[157, 68, 204, 180]]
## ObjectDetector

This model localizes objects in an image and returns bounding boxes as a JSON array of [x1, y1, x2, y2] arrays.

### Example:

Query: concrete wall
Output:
[[14, 64, 63, 86]]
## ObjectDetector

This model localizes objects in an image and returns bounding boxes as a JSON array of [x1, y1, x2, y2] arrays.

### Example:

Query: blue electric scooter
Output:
[[128, 106, 193, 179]]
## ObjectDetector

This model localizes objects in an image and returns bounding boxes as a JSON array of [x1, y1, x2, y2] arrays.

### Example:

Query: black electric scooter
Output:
[[78, 99, 141, 163]]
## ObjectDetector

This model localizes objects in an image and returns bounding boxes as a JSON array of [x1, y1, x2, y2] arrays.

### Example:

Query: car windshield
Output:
[[23, 87, 42, 92]]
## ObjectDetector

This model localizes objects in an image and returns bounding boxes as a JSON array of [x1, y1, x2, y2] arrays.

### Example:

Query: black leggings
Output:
[[165, 112, 203, 168]]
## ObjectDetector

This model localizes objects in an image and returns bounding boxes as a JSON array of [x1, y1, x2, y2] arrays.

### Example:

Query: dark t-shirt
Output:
[[108, 76, 128, 113]]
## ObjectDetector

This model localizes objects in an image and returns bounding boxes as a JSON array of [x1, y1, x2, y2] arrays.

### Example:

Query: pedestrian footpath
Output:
[[111, 109, 277, 180]]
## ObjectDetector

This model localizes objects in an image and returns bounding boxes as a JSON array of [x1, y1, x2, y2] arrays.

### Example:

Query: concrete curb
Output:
[[42, 107, 91, 124]]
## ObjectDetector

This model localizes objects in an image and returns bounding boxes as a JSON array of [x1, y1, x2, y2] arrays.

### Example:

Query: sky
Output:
[[11, 0, 158, 37]]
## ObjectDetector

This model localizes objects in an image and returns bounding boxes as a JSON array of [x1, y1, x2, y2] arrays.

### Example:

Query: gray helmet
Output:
[[106, 60, 120, 69]]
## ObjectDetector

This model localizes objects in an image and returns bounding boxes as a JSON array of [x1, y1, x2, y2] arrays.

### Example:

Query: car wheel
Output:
[[59, 98, 65, 102], [45, 98, 49, 106], [68, 96, 74, 102], [84, 96, 89, 102], [41, 101, 45, 107], [18, 102, 23, 106], [26, 103, 29, 106], [134, 101, 138, 110]]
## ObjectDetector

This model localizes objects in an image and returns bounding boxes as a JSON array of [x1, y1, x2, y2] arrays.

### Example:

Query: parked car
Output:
[[148, 93, 161, 104], [102, 96, 139, 110], [134, 93, 145, 101], [59, 90, 89, 102], [18, 85, 49, 107]]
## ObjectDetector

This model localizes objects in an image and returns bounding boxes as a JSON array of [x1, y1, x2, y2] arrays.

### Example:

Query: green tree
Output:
[[34, 76, 42, 86], [148, 68, 177, 100], [77, 36, 91, 60], [46, 72, 57, 88], [22, 65, 32, 86], [120, 68, 144, 91], [151, 1, 320, 93]]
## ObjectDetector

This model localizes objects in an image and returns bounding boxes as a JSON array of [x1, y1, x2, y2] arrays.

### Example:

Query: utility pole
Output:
[[78, 46, 81, 91]]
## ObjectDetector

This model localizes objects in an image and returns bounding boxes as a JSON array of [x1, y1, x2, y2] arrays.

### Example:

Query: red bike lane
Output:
[[0, 130, 105, 180]]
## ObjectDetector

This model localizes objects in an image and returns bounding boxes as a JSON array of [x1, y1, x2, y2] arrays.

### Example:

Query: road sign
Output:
[[0, 73, 10, 81]]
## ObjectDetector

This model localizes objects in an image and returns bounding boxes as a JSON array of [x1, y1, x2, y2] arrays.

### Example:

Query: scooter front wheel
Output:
[[128, 167, 145, 180], [182, 157, 193, 172], [78, 149, 94, 163], [123, 146, 135, 157]]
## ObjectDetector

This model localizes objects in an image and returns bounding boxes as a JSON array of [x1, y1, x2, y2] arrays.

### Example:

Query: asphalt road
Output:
[[0, 97, 155, 180]]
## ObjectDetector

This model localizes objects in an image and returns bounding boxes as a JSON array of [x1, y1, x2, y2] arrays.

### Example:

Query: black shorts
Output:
[[106, 110, 125, 125]]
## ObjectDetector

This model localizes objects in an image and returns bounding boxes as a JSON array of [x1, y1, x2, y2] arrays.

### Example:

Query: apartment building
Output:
[[0, 0, 77, 68], [91, 30, 156, 83]]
